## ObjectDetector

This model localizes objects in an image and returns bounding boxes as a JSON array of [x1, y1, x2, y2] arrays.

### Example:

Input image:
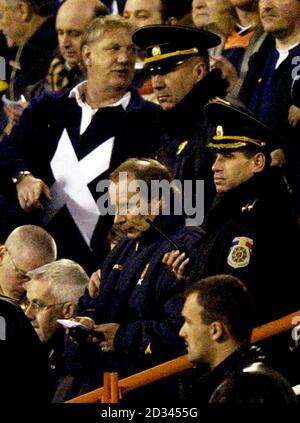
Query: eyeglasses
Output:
[[5, 248, 29, 281], [23, 299, 66, 313]]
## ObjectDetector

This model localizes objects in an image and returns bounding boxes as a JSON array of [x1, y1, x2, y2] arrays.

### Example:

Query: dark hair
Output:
[[242, 147, 271, 168], [27, 0, 54, 17], [160, 0, 186, 22], [94, 1, 110, 17], [185, 274, 255, 343], [110, 157, 177, 206]]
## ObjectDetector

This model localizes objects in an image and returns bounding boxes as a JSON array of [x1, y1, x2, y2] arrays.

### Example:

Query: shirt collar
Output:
[[69, 81, 132, 111]]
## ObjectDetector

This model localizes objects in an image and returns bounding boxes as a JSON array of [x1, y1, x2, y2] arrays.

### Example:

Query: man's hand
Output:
[[92, 323, 120, 352], [88, 269, 101, 298], [162, 250, 190, 281], [288, 105, 300, 128], [16, 174, 52, 211], [271, 148, 286, 168], [4, 100, 28, 127]]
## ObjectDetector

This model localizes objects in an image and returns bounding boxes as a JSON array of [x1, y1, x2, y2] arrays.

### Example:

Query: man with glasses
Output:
[[0, 224, 57, 301], [133, 25, 228, 215], [24, 258, 88, 402]]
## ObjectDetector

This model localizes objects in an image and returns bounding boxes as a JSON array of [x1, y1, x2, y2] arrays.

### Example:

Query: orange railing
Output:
[[66, 309, 300, 403]]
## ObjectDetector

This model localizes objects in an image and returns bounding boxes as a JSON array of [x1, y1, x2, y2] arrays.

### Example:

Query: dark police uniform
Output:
[[190, 99, 300, 326]]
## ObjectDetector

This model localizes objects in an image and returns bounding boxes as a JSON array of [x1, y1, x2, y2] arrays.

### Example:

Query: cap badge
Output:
[[152, 46, 161, 57], [216, 125, 224, 137]]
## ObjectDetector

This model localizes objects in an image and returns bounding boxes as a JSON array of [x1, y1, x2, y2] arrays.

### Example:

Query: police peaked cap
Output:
[[132, 24, 221, 73], [205, 98, 284, 152]]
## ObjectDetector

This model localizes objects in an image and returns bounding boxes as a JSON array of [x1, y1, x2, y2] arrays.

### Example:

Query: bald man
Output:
[[0, 225, 57, 301], [56, 0, 109, 70], [24, 0, 109, 99]]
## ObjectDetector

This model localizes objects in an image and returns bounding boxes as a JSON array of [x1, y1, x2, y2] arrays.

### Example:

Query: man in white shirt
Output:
[[0, 16, 158, 272]]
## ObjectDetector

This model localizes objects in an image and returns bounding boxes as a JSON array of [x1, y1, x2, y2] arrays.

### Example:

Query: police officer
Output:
[[164, 98, 300, 326], [133, 24, 228, 215]]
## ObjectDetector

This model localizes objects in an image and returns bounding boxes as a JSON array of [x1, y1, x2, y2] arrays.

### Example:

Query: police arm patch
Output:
[[227, 237, 253, 269]]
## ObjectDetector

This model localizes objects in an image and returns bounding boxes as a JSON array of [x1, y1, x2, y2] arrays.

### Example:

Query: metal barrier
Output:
[[66, 309, 300, 403]]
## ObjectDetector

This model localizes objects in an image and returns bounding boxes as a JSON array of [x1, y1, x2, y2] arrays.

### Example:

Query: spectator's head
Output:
[[0, 225, 57, 300], [56, 0, 108, 68], [123, 0, 186, 29], [259, 0, 300, 41], [0, 0, 54, 47], [25, 259, 88, 343], [81, 15, 136, 94], [192, 0, 219, 28], [109, 158, 174, 239], [133, 24, 220, 110], [205, 98, 280, 193], [180, 275, 254, 367]]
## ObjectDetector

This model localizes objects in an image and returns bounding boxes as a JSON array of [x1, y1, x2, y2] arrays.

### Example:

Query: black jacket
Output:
[[191, 167, 300, 325], [0, 295, 51, 403], [187, 345, 297, 404]]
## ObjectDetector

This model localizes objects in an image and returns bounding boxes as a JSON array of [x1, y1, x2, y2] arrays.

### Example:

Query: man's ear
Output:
[[210, 321, 225, 342], [193, 60, 206, 83], [19, 0, 32, 21], [62, 302, 76, 319], [252, 152, 266, 174], [0, 245, 6, 263], [82, 45, 92, 67]]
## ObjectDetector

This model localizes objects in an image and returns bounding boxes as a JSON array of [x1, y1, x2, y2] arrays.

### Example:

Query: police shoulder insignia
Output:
[[112, 264, 123, 271], [176, 140, 188, 156], [227, 237, 253, 269], [145, 342, 152, 355]]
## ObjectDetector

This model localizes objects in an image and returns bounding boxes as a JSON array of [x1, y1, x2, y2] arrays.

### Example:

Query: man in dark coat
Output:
[[238, 0, 300, 216], [180, 274, 297, 404], [0, 0, 57, 134], [164, 98, 300, 326], [0, 295, 51, 404], [67, 158, 202, 397], [0, 16, 158, 273], [133, 25, 228, 217]]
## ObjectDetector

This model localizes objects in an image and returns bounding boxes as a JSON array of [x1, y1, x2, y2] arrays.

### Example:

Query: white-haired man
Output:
[[25, 258, 89, 402]]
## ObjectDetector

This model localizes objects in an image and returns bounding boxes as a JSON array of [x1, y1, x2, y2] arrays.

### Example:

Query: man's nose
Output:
[[24, 304, 34, 320], [151, 74, 165, 89], [61, 33, 72, 47], [114, 213, 126, 224], [211, 155, 223, 171], [117, 48, 132, 64]]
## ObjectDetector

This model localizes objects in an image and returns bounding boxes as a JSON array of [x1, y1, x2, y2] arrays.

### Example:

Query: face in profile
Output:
[[211, 151, 259, 193], [0, 0, 23, 47], [25, 279, 67, 344], [180, 292, 212, 364], [109, 175, 159, 239], [151, 58, 206, 111]]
